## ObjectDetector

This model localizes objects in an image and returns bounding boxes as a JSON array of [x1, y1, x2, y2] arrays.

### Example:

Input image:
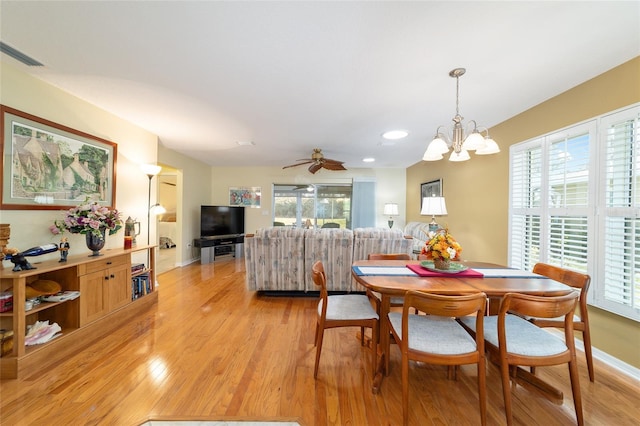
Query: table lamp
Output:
[[420, 196, 447, 233], [383, 203, 399, 228]]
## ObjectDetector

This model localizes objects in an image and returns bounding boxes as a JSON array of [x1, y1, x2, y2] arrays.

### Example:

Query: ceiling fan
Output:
[[282, 148, 347, 174]]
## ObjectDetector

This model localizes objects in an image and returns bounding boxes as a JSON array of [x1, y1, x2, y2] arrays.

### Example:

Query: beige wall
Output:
[[0, 62, 158, 262], [157, 145, 212, 265], [211, 166, 406, 233], [407, 57, 640, 368], [4, 54, 638, 369]]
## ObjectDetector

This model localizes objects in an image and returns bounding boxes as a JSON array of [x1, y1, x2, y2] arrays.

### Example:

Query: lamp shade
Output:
[[420, 196, 447, 216], [149, 203, 166, 215], [383, 203, 399, 216], [476, 137, 501, 155], [141, 164, 162, 176], [449, 149, 470, 162]]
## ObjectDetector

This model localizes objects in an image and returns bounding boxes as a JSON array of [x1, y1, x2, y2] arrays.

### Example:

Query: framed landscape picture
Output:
[[1, 105, 117, 210], [420, 179, 442, 209]]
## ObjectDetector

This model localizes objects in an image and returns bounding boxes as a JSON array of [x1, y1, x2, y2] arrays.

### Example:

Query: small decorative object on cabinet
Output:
[[0, 244, 157, 379], [59, 238, 70, 262]]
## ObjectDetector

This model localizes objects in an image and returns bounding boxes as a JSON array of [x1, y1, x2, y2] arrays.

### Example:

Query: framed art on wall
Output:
[[229, 187, 261, 208], [0, 105, 117, 210], [420, 179, 442, 209]]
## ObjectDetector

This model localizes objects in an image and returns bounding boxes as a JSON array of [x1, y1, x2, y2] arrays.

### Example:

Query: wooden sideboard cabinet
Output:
[[78, 254, 131, 325], [0, 245, 157, 379]]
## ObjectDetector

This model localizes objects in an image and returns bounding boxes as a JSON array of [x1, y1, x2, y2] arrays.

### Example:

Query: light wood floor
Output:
[[1, 258, 639, 425]]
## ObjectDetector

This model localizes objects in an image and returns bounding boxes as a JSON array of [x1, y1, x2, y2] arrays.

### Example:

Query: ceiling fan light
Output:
[[476, 137, 500, 155], [449, 149, 470, 162]]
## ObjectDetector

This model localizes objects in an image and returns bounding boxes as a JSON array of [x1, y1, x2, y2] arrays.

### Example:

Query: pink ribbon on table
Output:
[[405, 263, 484, 278]]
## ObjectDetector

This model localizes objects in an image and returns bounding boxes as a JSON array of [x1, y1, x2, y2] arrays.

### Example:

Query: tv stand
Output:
[[194, 234, 244, 264]]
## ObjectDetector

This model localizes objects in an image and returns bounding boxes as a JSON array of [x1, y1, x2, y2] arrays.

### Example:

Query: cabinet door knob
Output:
[[105, 276, 109, 280], [110, 274, 115, 279]]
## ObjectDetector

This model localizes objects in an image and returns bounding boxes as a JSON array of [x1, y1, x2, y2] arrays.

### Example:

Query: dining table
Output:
[[351, 259, 574, 398]]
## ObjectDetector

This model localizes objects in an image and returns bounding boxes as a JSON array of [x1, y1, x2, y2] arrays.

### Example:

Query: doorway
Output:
[[157, 169, 178, 274]]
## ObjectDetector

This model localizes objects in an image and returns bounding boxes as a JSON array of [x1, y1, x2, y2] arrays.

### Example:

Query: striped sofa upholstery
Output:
[[403, 221, 431, 253], [352, 227, 413, 261], [304, 228, 354, 292], [244, 227, 306, 291], [245, 227, 412, 292]]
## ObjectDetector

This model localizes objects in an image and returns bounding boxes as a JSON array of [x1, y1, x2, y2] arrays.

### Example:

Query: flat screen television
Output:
[[200, 205, 245, 237]]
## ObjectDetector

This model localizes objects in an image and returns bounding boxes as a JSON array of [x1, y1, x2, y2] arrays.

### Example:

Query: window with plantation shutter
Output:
[[510, 142, 542, 271], [597, 107, 640, 319], [510, 103, 640, 322]]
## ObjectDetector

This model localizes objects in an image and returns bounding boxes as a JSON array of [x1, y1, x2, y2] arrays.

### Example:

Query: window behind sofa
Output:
[[273, 183, 352, 229]]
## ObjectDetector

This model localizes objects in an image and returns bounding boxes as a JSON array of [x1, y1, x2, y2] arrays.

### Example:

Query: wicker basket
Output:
[[433, 258, 451, 270]]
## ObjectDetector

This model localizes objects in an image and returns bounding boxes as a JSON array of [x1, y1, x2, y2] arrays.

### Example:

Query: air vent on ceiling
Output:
[[0, 42, 44, 67]]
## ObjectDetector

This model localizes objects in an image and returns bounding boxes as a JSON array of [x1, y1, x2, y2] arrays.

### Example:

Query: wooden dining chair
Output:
[[531, 263, 594, 382], [388, 291, 487, 426], [366, 253, 411, 311], [312, 260, 379, 378], [460, 292, 583, 426]]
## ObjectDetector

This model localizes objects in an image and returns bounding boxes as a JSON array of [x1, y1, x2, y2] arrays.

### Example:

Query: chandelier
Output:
[[423, 68, 500, 162]]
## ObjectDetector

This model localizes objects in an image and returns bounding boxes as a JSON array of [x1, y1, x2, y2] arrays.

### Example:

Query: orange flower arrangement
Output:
[[420, 228, 462, 261]]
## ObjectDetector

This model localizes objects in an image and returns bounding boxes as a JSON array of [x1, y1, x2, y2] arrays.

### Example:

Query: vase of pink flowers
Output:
[[50, 198, 123, 257]]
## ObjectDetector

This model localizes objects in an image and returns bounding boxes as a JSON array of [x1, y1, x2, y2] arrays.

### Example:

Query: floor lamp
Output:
[[141, 164, 162, 245]]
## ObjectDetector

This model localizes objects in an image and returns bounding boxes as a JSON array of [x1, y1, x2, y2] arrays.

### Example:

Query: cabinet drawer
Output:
[[79, 255, 129, 275]]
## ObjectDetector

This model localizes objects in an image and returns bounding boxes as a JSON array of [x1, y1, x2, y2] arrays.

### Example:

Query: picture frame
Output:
[[229, 186, 261, 208], [1, 105, 117, 210], [420, 179, 442, 209]]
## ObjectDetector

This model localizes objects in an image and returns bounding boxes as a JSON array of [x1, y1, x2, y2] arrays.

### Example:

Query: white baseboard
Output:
[[548, 328, 640, 381], [177, 258, 199, 267]]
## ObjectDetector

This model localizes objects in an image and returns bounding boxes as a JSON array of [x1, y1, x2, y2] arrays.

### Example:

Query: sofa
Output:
[[244, 227, 413, 292], [403, 221, 432, 254]]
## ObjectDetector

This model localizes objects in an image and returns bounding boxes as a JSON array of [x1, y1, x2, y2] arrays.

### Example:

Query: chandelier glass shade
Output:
[[423, 68, 500, 162]]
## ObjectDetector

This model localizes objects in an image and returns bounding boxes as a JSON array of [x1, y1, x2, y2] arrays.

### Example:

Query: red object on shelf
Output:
[[0, 292, 13, 313]]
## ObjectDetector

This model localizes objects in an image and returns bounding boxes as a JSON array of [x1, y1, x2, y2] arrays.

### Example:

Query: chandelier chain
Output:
[[456, 74, 460, 117]]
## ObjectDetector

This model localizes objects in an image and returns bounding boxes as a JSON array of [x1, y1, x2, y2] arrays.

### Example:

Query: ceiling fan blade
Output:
[[308, 163, 322, 174], [322, 162, 347, 171], [285, 149, 345, 173], [283, 160, 313, 169], [323, 158, 344, 165]]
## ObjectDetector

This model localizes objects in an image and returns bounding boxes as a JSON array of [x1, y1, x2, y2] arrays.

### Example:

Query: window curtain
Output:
[[351, 178, 376, 229]]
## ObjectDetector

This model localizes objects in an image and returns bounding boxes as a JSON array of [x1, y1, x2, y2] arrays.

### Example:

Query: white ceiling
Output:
[[1, 1, 639, 170]]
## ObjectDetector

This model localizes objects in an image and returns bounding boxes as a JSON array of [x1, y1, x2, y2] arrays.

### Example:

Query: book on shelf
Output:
[[131, 273, 152, 300], [131, 263, 145, 274]]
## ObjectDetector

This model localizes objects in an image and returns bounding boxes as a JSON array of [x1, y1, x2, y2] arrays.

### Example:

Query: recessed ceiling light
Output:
[[362, 157, 375, 163], [237, 141, 255, 146], [382, 130, 409, 140]]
